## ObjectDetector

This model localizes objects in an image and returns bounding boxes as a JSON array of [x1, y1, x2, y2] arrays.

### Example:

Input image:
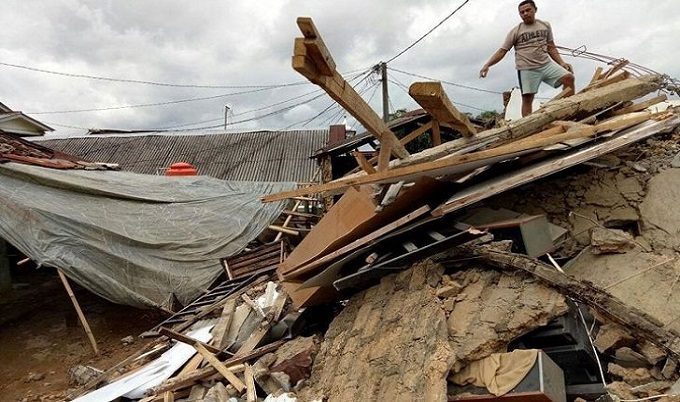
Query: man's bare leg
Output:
[[521, 93, 535, 117], [560, 72, 575, 97]]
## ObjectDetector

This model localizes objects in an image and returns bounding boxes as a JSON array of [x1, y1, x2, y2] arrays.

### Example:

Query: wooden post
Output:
[[380, 62, 389, 123], [58, 270, 99, 354], [293, 17, 409, 161]]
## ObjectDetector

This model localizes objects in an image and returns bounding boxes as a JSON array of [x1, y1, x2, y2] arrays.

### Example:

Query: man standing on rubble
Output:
[[479, 0, 574, 117]]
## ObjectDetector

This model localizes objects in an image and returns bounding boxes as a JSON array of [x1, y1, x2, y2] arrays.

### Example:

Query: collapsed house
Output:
[[4, 16, 680, 402]]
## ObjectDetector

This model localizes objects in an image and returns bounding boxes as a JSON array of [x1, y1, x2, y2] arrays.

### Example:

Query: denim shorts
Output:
[[518, 62, 570, 95]]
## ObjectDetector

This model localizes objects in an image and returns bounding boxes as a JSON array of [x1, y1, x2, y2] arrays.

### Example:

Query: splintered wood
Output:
[[264, 16, 678, 313], [266, 24, 665, 203], [70, 279, 292, 401]]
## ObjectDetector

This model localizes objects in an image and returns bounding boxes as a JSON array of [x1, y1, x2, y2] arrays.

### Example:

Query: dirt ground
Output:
[[0, 266, 165, 402]]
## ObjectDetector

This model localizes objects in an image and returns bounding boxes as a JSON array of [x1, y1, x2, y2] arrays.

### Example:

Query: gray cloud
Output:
[[0, 0, 678, 136]]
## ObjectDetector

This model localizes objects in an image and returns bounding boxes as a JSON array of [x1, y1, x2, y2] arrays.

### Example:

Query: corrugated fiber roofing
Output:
[[36, 130, 329, 182]]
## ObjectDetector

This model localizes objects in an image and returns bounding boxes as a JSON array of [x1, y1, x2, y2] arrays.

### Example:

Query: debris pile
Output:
[[6, 16, 680, 402]]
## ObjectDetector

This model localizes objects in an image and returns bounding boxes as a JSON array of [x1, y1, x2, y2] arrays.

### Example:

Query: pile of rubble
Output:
[[58, 17, 680, 402]]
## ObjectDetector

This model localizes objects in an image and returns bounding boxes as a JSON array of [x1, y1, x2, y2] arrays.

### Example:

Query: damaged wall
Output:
[[300, 260, 569, 401]]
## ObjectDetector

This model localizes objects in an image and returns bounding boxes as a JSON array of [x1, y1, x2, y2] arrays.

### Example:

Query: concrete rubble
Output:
[[5, 16, 680, 402]]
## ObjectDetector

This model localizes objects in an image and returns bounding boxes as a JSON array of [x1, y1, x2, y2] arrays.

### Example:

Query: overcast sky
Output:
[[1, 0, 678, 137]]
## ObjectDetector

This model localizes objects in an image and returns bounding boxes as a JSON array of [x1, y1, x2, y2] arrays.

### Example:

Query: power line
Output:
[[385, 0, 472, 64], [156, 88, 326, 130], [285, 69, 377, 129], [27, 87, 277, 115], [26, 68, 371, 117], [389, 67, 503, 95], [0, 60, 309, 89]]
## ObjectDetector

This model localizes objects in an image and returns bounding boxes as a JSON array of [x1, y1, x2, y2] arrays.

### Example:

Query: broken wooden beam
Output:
[[158, 327, 227, 356], [611, 94, 668, 116], [579, 71, 631, 93], [58, 270, 99, 355], [193, 342, 246, 393], [151, 340, 286, 395], [261, 123, 604, 202], [293, 17, 409, 164], [362, 74, 662, 172], [432, 114, 680, 216], [408, 82, 477, 136]]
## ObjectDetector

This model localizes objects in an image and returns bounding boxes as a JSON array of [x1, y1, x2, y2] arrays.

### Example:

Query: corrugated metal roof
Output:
[[35, 129, 329, 182]]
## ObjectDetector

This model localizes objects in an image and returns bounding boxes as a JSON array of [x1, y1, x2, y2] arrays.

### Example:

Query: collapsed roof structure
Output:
[[11, 16, 680, 402]]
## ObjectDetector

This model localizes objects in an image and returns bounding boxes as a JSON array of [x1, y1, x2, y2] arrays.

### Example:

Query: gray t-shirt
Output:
[[501, 19, 554, 70]]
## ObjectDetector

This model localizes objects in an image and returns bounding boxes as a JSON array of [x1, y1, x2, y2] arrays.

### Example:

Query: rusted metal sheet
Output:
[[37, 130, 327, 182]]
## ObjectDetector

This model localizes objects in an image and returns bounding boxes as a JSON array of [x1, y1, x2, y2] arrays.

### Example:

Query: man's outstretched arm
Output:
[[547, 41, 572, 72], [480, 48, 508, 77]]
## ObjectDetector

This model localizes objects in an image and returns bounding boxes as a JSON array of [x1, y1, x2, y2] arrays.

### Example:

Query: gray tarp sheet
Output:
[[0, 163, 294, 309]]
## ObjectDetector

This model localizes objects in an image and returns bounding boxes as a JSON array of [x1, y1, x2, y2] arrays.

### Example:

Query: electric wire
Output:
[[389, 67, 503, 95], [27, 87, 276, 115], [64, 68, 374, 161], [284, 68, 377, 129], [385, 0, 472, 64], [0, 60, 310, 89], [556, 45, 680, 96]]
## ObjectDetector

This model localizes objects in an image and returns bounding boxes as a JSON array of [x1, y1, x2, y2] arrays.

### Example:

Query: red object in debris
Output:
[[166, 162, 198, 176]]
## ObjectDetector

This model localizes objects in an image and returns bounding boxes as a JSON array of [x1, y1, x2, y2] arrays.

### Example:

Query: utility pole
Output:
[[380, 62, 389, 123], [224, 105, 230, 130]]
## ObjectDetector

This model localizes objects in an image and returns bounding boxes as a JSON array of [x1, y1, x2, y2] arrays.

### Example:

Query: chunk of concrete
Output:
[[590, 227, 635, 254], [638, 340, 667, 365], [608, 363, 652, 386], [614, 347, 649, 368], [594, 324, 636, 353]]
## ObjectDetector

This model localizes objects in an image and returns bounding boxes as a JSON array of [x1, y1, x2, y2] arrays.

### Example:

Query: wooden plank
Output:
[[241, 294, 266, 318], [57, 270, 99, 355], [151, 340, 286, 395], [602, 59, 630, 80], [209, 298, 236, 350], [177, 354, 203, 377], [589, 66, 604, 85], [236, 294, 287, 356], [579, 71, 631, 93], [376, 136, 393, 171], [316, 74, 663, 180], [261, 126, 603, 202], [293, 18, 409, 159], [431, 119, 442, 146], [400, 120, 434, 146], [139, 389, 191, 402], [173, 276, 268, 334], [226, 243, 281, 265], [282, 205, 431, 280], [227, 251, 280, 270], [595, 111, 652, 132], [268, 225, 300, 236], [409, 82, 477, 136], [611, 95, 668, 116], [353, 151, 376, 174], [193, 343, 246, 392], [303, 37, 335, 76], [272, 294, 288, 322], [158, 327, 225, 356], [362, 121, 434, 168], [291, 39, 320, 84], [379, 181, 404, 209], [244, 364, 257, 402], [432, 115, 680, 217], [281, 209, 320, 219]]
